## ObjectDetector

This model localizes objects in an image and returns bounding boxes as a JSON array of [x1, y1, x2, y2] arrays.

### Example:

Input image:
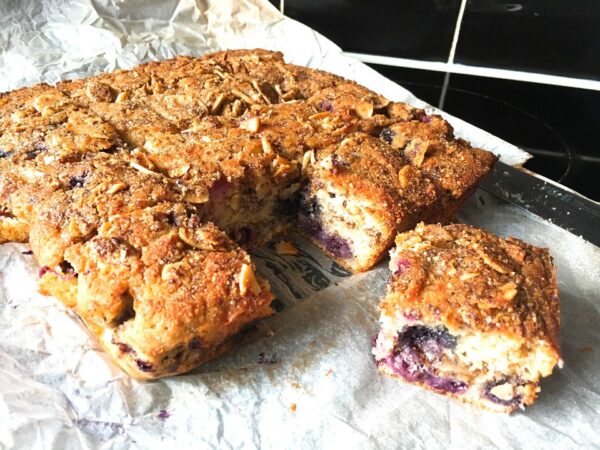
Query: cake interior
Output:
[[372, 310, 559, 412], [298, 181, 394, 272]]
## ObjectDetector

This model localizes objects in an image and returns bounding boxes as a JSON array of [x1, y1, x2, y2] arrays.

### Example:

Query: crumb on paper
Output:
[[290, 403, 297, 413], [291, 382, 301, 389], [158, 409, 171, 420], [275, 240, 299, 255], [325, 369, 333, 377], [257, 352, 278, 364], [21, 250, 33, 255]]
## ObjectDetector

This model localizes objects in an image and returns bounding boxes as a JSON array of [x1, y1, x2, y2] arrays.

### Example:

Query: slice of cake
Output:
[[38, 203, 274, 379], [373, 223, 561, 412], [298, 134, 439, 272]]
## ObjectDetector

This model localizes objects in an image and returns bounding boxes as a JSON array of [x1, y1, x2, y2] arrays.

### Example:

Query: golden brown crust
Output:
[[375, 223, 560, 412], [385, 223, 560, 351], [0, 49, 497, 378]]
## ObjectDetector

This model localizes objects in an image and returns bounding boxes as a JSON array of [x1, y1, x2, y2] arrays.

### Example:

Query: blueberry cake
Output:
[[0, 49, 496, 378], [373, 223, 562, 412]]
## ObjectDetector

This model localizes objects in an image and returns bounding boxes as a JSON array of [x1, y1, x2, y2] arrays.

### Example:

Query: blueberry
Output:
[[317, 100, 333, 112], [393, 258, 411, 276], [59, 260, 76, 275], [158, 409, 171, 420], [25, 142, 47, 160], [321, 233, 352, 259], [118, 343, 133, 354], [68, 171, 88, 189], [136, 359, 154, 372], [188, 337, 203, 350], [482, 378, 523, 407], [400, 325, 456, 357], [256, 352, 278, 364], [38, 266, 52, 278], [166, 211, 181, 226], [380, 325, 466, 394], [330, 154, 349, 175], [380, 127, 394, 144], [300, 195, 319, 217], [0, 149, 12, 159], [421, 115, 432, 123], [270, 299, 285, 312], [425, 374, 467, 394]]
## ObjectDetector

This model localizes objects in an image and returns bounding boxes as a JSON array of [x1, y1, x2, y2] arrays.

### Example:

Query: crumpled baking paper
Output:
[[1, 1, 599, 449]]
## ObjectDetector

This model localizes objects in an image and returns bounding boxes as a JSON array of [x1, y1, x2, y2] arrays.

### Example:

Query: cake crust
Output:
[[374, 223, 561, 413], [0, 49, 497, 378]]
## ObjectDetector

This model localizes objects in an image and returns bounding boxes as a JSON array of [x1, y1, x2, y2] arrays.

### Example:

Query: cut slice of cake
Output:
[[373, 223, 561, 412], [298, 134, 439, 272]]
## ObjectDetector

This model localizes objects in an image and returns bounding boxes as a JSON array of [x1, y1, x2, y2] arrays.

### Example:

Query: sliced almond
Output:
[[129, 161, 161, 177], [404, 138, 430, 168], [161, 262, 182, 281], [459, 272, 478, 281], [106, 182, 128, 194], [355, 102, 373, 119], [231, 99, 243, 117], [231, 88, 255, 105], [240, 117, 260, 133], [480, 251, 510, 274], [489, 383, 515, 401], [115, 91, 129, 103], [498, 282, 518, 301], [301, 150, 316, 172], [261, 137, 274, 154], [275, 240, 299, 256], [183, 186, 209, 204], [239, 263, 262, 296], [398, 165, 414, 189], [177, 227, 221, 251], [167, 163, 191, 178], [308, 111, 332, 121], [210, 93, 226, 114], [251, 80, 272, 104]]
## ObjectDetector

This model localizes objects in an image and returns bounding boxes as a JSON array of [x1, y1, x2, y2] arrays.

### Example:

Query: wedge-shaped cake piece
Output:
[[373, 223, 561, 412], [298, 134, 439, 272], [38, 203, 274, 379]]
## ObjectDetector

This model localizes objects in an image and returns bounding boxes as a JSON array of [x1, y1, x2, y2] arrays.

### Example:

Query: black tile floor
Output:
[[368, 63, 600, 201]]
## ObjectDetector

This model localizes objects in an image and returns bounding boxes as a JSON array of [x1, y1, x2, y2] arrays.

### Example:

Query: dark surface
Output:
[[444, 74, 600, 201], [457, 0, 600, 80], [367, 64, 600, 201], [367, 63, 445, 106], [285, 0, 461, 62]]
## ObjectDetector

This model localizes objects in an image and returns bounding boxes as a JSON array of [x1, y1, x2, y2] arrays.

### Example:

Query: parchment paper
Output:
[[1, 1, 599, 449]]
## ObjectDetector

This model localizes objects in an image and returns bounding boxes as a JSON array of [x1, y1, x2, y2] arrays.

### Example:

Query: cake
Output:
[[372, 223, 562, 412], [0, 49, 496, 378]]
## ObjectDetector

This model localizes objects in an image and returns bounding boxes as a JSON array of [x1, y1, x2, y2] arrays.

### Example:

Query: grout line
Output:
[[448, 0, 468, 64], [438, 0, 466, 109], [345, 52, 600, 92], [438, 72, 452, 109], [280, 0, 284, 14]]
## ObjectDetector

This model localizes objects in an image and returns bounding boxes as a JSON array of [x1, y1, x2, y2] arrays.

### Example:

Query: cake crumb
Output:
[[325, 369, 333, 377], [290, 403, 297, 412], [275, 240, 299, 255]]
